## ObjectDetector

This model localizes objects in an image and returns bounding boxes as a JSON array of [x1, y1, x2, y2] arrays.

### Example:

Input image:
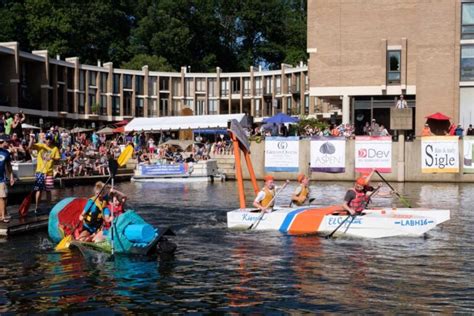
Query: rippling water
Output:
[[0, 181, 472, 313]]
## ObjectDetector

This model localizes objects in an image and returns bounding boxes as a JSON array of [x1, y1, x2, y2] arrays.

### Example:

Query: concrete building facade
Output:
[[307, 0, 472, 135], [0, 42, 317, 128]]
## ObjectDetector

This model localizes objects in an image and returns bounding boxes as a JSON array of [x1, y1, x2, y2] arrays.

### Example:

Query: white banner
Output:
[[421, 136, 459, 173], [463, 136, 474, 173], [310, 136, 345, 173], [355, 136, 392, 173], [264, 136, 299, 172]]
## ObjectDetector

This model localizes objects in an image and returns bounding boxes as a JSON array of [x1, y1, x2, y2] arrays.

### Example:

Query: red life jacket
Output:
[[349, 189, 369, 213], [103, 203, 124, 230]]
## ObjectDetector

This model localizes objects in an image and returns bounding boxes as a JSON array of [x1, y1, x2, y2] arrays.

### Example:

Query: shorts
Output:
[[0, 182, 7, 198], [33, 173, 54, 192]]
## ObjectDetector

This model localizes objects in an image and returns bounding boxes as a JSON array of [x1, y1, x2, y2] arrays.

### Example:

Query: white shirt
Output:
[[396, 100, 407, 109]]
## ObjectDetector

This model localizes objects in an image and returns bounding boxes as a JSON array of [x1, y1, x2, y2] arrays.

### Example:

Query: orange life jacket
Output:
[[292, 185, 309, 206], [261, 187, 275, 208]]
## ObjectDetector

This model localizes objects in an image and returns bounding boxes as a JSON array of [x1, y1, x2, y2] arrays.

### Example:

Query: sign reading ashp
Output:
[[265, 136, 299, 172], [355, 136, 392, 173], [421, 136, 459, 173], [310, 136, 346, 173]]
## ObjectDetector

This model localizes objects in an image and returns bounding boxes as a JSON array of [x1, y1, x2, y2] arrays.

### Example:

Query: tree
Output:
[[121, 54, 175, 72]]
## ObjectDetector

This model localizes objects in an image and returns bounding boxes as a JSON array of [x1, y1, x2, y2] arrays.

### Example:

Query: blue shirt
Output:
[[0, 149, 11, 183]]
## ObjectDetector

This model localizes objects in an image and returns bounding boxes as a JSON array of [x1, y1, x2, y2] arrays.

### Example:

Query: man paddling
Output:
[[343, 171, 391, 215], [253, 175, 276, 213], [291, 174, 310, 206]]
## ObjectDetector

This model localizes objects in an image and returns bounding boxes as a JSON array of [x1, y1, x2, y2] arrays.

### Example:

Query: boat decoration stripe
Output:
[[287, 205, 346, 234], [279, 208, 308, 232]]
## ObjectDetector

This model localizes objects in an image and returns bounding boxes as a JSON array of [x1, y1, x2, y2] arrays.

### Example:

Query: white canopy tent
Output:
[[124, 114, 247, 132]]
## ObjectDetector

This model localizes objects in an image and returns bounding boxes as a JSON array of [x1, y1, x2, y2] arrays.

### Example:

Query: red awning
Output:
[[425, 112, 451, 121], [114, 120, 129, 126], [113, 126, 125, 133]]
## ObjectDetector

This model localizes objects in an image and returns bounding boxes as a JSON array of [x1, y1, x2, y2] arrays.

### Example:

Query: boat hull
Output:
[[227, 205, 450, 238]]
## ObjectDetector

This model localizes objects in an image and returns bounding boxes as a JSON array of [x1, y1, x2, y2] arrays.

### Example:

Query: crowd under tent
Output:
[[124, 114, 248, 132]]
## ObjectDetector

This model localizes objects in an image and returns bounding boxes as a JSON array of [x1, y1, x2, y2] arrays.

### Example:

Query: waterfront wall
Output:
[[239, 137, 474, 183]]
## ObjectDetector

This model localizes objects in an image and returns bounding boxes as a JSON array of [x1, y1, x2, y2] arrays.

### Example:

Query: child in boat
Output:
[[77, 181, 108, 241], [93, 188, 127, 243]]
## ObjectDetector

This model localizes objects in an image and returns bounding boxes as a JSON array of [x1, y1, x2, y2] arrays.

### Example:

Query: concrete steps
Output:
[[211, 154, 236, 179]]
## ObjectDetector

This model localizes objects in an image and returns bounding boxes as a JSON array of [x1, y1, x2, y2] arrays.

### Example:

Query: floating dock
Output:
[[0, 208, 50, 236]]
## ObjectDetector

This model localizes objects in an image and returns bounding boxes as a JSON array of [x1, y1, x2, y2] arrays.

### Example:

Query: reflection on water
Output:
[[0, 181, 473, 313]]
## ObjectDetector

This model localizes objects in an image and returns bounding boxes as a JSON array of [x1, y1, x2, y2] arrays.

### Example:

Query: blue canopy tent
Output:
[[263, 113, 299, 124]]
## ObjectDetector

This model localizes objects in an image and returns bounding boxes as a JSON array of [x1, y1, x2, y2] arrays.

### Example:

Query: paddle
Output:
[[325, 185, 382, 239], [248, 180, 289, 230], [374, 170, 411, 208], [55, 146, 132, 251]]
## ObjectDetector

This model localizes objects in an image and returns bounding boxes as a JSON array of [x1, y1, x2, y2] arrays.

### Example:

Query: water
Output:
[[0, 181, 472, 313]]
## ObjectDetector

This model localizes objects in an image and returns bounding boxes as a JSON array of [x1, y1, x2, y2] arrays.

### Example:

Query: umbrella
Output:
[[425, 112, 451, 121], [263, 113, 299, 124], [425, 112, 451, 135], [96, 127, 115, 135], [70, 127, 93, 133], [22, 123, 40, 130]]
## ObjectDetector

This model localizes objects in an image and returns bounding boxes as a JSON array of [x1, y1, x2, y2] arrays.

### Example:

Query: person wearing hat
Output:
[[0, 135, 14, 222], [253, 175, 276, 212], [28, 133, 60, 213], [342, 169, 382, 215], [291, 174, 310, 206]]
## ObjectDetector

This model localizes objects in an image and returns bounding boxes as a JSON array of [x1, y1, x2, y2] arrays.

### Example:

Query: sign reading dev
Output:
[[265, 136, 299, 172], [421, 136, 459, 173], [310, 136, 346, 173], [355, 136, 392, 173]]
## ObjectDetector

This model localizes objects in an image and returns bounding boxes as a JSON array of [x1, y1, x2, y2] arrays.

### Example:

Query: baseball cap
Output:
[[0, 135, 10, 143]]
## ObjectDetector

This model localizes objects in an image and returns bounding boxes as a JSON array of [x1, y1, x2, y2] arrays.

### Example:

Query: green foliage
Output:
[[90, 102, 100, 114], [296, 116, 329, 135], [1, 0, 307, 71], [121, 54, 174, 72]]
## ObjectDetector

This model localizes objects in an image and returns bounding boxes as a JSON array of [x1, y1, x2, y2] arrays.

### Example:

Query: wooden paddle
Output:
[[248, 180, 289, 230], [55, 146, 132, 251], [374, 170, 412, 208]]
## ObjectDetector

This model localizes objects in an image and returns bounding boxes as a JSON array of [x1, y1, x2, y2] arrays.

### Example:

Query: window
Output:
[[149, 77, 157, 95], [208, 79, 216, 96], [243, 78, 251, 96], [185, 78, 193, 95], [221, 79, 229, 96], [100, 73, 107, 91], [255, 78, 262, 95], [124, 91, 132, 115], [113, 74, 120, 93], [79, 71, 85, 91], [275, 76, 281, 94], [264, 77, 272, 94], [387, 50, 401, 84], [160, 77, 169, 91], [112, 96, 120, 116], [231, 78, 240, 94], [461, 45, 474, 81], [305, 95, 309, 115], [196, 79, 205, 92], [462, 3, 474, 39], [255, 99, 262, 117], [286, 97, 292, 115], [123, 75, 132, 90], [78, 93, 85, 114], [136, 98, 144, 117], [136, 76, 144, 95], [100, 95, 107, 115], [172, 79, 181, 96], [89, 71, 97, 87], [196, 100, 205, 115], [208, 100, 217, 115]]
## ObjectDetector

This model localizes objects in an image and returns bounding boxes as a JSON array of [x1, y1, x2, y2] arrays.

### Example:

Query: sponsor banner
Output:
[[139, 163, 187, 176], [355, 136, 392, 173], [265, 136, 299, 172], [310, 136, 346, 173], [421, 136, 459, 173], [463, 136, 474, 173]]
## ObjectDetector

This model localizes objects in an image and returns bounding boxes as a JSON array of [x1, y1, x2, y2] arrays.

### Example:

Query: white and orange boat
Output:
[[226, 120, 450, 239]]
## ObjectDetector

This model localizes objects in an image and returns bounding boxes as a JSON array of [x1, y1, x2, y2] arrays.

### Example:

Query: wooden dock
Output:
[[0, 208, 50, 236]]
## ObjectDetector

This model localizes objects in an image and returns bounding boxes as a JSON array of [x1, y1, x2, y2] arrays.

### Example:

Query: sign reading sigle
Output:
[[421, 136, 459, 173]]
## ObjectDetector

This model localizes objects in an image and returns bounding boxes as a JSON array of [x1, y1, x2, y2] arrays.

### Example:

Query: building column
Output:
[[342, 95, 350, 124]]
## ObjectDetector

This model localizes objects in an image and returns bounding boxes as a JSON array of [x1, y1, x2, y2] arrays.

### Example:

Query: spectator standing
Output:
[[421, 124, 432, 136], [28, 134, 60, 213], [467, 124, 474, 136], [11, 112, 25, 139], [0, 135, 14, 223], [455, 124, 464, 137], [379, 124, 390, 136], [395, 95, 408, 109], [370, 119, 380, 136], [0, 113, 5, 135], [4, 112, 13, 135]]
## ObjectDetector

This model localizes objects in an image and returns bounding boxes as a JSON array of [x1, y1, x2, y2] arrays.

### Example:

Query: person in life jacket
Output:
[[93, 188, 127, 243], [291, 174, 310, 206], [78, 181, 108, 241], [253, 175, 276, 213]]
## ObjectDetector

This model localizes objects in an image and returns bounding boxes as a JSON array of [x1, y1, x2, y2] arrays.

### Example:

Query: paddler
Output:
[[78, 181, 108, 241], [343, 171, 391, 215], [93, 188, 127, 243], [253, 175, 276, 213], [290, 173, 310, 206]]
